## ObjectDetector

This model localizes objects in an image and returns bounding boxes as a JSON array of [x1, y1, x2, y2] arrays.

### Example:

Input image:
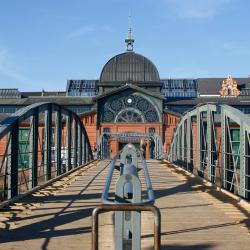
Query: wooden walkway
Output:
[[0, 160, 250, 250]]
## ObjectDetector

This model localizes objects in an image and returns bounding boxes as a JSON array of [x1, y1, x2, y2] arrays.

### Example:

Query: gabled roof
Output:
[[93, 84, 165, 101]]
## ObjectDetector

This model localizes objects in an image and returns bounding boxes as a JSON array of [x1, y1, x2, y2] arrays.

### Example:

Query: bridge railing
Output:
[[167, 103, 250, 200], [0, 102, 93, 203], [92, 144, 161, 250]]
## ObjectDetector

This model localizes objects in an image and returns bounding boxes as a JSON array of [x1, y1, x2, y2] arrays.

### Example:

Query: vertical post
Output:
[[176, 127, 180, 162], [239, 122, 246, 197], [66, 114, 72, 171], [197, 108, 202, 174], [44, 105, 52, 181], [221, 107, 226, 188], [155, 135, 158, 159], [7, 122, 19, 198], [73, 118, 78, 168], [187, 116, 191, 170], [78, 123, 83, 165], [82, 132, 86, 163], [181, 121, 185, 164], [86, 140, 90, 162], [173, 134, 177, 162], [55, 109, 62, 176], [29, 111, 38, 189], [207, 106, 212, 181]]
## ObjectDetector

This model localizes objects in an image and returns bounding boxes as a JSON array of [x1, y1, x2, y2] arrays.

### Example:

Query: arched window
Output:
[[115, 108, 144, 123]]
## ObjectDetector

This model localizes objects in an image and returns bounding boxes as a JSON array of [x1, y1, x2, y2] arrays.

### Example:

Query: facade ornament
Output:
[[219, 75, 240, 97]]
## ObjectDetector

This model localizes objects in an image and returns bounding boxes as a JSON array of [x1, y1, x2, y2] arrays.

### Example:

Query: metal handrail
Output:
[[92, 204, 161, 250], [101, 148, 155, 205], [138, 150, 155, 204]]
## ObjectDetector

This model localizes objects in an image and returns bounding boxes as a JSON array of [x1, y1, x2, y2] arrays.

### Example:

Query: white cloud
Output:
[[66, 25, 96, 40], [66, 24, 114, 40], [164, 0, 231, 19]]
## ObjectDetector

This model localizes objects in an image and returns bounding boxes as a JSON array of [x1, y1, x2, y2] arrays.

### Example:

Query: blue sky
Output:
[[0, 0, 250, 91]]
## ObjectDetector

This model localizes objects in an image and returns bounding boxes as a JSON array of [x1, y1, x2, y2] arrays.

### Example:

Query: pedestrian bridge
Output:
[[0, 102, 250, 250]]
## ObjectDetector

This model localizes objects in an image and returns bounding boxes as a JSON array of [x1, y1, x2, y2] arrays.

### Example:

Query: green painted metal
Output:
[[44, 105, 52, 181], [0, 102, 93, 203], [29, 111, 38, 188], [167, 103, 250, 200], [55, 109, 62, 176]]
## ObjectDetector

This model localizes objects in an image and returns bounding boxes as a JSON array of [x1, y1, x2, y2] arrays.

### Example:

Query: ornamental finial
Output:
[[125, 14, 134, 51]]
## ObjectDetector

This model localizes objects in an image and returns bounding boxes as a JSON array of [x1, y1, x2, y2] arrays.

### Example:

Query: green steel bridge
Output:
[[0, 102, 250, 250]]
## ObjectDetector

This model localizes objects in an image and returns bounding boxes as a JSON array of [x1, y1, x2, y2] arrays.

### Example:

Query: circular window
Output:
[[124, 96, 135, 106], [115, 108, 144, 123], [127, 98, 132, 104]]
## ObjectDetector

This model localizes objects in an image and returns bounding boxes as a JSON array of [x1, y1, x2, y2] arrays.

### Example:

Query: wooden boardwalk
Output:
[[0, 160, 250, 250]]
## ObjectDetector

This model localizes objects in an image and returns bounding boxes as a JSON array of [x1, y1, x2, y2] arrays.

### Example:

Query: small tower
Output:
[[125, 15, 134, 51]]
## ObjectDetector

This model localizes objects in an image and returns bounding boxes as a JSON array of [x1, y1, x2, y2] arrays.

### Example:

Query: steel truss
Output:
[[167, 103, 250, 200], [0, 102, 93, 201]]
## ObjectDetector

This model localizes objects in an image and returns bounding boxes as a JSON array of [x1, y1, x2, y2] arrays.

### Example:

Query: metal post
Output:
[[66, 114, 72, 171], [239, 122, 246, 197], [82, 132, 86, 163], [7, 122, 19, 198], [207, 106, 212, 181], [78, 123, 83, 165], [197, 108, 202, 174], [187, 116, 191, 170], [73, 118, 78, 168], [44, 105, 52, 181], [176, 127, 180, 162], [92, 205, 161, 250], [115, 166, 142, 250], [29, 111, 38, 189], [55, 109, 62, 176], [181, 121, 185, 164], [221, 107, 226, 188], [86, 136, 90, 162]]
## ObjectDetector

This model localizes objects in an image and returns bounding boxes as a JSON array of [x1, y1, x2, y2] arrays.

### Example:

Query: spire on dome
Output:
[[125, 14, 134, 51]]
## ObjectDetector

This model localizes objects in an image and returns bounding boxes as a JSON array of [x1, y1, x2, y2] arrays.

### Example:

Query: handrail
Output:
[[139, 150, 155, 204], [92, 204, 161, 250], [101, 148, 155, 205]]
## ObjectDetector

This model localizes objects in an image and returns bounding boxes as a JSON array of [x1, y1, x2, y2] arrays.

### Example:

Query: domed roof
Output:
[[100, 52, 160, 83]]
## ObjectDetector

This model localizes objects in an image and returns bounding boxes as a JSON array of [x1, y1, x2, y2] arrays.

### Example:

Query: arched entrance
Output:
[[97, 132, 164, 160]]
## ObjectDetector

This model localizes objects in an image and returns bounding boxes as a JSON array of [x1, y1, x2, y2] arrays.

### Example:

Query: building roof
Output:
[[21, 91, 66, 97], [100, 52, 160, 83], [0, 96, 94, 105], [94, 84, 165, 101], [165, 96, 250, 106], [197, 78, 250, 95]]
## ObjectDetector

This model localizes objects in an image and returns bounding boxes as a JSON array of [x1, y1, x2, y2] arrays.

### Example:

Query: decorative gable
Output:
[[219, 75, 240, 97]]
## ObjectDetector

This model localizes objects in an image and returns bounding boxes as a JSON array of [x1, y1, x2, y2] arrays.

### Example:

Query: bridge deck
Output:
[[0, 160, 250, 250]]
